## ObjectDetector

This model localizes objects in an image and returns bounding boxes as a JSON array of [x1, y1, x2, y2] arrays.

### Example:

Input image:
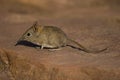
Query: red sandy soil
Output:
[[0, 0, 120, 80]]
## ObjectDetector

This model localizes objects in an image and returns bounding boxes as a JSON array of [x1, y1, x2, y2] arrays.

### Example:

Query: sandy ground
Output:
[[0, 0, 120, 80]]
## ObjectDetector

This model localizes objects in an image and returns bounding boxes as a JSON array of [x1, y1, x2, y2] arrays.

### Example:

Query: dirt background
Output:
[[0, 0, 120, 80]]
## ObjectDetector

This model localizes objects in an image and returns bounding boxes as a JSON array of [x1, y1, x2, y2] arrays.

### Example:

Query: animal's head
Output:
[[15, 21, 42, 46]]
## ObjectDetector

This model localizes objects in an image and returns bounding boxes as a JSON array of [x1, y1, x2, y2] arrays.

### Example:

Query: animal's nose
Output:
[[15, 38, 23, 46], [15, 43, 18, 46], [15, 41, 20, 46]]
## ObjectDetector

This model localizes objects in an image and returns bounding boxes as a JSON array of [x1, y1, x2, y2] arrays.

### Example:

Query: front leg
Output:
[[34, 46, 41, 50], [40, 45, 44, 50], [35, 45, 44, 50]]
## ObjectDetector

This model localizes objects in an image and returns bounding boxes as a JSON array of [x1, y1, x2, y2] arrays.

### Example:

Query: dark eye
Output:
[[27, 33, 31, 36]]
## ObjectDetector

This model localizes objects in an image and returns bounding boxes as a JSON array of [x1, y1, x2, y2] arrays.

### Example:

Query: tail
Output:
[[68, 39, 107, 53]]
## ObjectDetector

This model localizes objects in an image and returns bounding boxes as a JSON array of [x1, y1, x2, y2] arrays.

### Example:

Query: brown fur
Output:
[[16, 22, 107, 53]]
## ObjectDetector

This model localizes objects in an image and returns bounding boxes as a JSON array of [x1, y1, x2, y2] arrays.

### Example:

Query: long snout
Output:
[[15, 40, 21, 46], [14, 37, 23, 46]]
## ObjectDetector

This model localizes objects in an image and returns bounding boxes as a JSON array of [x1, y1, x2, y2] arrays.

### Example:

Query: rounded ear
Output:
[[32, 21, 38, 32]]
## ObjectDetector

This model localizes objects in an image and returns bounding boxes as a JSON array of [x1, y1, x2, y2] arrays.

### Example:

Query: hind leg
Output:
[[48, 47, 62, 51]]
